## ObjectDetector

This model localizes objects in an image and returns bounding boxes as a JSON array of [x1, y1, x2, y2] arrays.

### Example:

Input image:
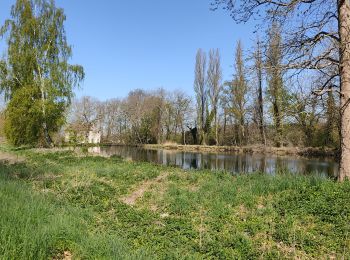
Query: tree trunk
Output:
[[258, 75, 266, 146], [214, 110, 218, 145], [338, 0, 350, 181], [256, 40, 266, 146], [39, 75, 52, 147]]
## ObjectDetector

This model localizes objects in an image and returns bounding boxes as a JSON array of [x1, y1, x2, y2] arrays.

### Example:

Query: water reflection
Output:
[[90, 146, 338, 178]]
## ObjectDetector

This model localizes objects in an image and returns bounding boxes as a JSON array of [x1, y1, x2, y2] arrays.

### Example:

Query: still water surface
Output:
[[90, 146, 338, 178]]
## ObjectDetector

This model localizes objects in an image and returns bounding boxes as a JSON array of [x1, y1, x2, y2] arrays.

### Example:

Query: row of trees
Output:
[[211, 0, 349, 181], [68, 90, 193, 145], [69, 30, 339, 149], [193, 29, 339, 148], [67, 24, 340, 149], [0, 0, 341, 151]]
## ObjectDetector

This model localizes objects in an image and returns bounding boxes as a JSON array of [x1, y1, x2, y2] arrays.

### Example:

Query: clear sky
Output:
[[0, 0, 257, 100]]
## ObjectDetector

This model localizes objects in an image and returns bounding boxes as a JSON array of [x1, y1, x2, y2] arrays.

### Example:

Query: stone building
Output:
[[65, 123, 101, 144]]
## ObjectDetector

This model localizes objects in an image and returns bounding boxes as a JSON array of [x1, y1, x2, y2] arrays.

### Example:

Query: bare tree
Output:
[[102, 99, 122, 142], [163, 97, 175, 141], [124, 89, 156, 144], [207, 49, 223, 145], [290, 88, 322, 146], [212, 0, 350, 181], [69, 96, 102, 140], [172, 90, 192, 144]]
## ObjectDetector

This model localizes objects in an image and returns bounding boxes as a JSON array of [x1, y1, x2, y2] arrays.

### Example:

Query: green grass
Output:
[[0, 145, 349, 259]]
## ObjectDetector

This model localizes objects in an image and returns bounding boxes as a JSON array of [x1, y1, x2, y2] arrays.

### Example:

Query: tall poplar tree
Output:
[[0, 0, 84, 146], [207, 48, 222, 145], [194, 49, 208, 145], [223, 41, 248, 145]]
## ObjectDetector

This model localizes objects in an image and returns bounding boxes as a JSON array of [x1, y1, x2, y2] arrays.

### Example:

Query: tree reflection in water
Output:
[[89, 146, 338, 178]]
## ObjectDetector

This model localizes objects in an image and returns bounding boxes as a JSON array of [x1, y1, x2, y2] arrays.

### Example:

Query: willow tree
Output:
[[213, 0, 350, 181], [0, 0, 84, 146]]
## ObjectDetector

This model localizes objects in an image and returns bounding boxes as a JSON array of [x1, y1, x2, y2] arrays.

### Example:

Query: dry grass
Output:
[[0, 150, 25, 164]]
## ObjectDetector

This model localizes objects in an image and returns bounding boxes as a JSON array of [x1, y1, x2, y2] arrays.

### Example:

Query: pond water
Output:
[[89, 146, 339, 178]]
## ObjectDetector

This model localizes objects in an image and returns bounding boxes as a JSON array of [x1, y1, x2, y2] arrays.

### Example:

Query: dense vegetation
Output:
[[0, 145, 349, 258]]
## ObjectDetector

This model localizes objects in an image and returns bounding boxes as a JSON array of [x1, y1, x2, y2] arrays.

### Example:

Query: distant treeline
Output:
[[66, 25, 339, 148], [67, 74, 339, 148]]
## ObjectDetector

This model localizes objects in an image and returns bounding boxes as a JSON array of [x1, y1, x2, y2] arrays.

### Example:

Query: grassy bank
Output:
[[0, 145, 349, 259]]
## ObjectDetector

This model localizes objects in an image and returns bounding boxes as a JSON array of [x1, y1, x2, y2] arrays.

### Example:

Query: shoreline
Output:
[[101, 143, 338, 158]]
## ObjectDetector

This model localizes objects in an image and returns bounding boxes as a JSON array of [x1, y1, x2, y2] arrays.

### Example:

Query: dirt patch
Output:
[[0, 151, 25, 165], [32, 147, 70, 153], [188, 185, 199, 192], [53, 250, 72, 260], [121, 172, 168, 206]]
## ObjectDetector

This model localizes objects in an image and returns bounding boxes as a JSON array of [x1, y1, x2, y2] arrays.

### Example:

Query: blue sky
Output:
[[0, 0, 256, 100]]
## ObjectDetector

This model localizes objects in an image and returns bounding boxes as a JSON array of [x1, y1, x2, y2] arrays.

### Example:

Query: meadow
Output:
[[0, 145, 349, 259]]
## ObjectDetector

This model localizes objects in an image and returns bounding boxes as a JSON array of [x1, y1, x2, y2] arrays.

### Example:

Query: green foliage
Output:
[[4, 86, 42, 145], [203, 107, 215, 144], [0, 0, 84, 146], [4, 85, 65, 146], [139, 116, 157, 144]]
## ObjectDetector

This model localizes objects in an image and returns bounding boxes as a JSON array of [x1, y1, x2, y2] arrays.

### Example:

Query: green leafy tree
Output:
[[0, 0, 84, 146], [324, 91, 340, 147]]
